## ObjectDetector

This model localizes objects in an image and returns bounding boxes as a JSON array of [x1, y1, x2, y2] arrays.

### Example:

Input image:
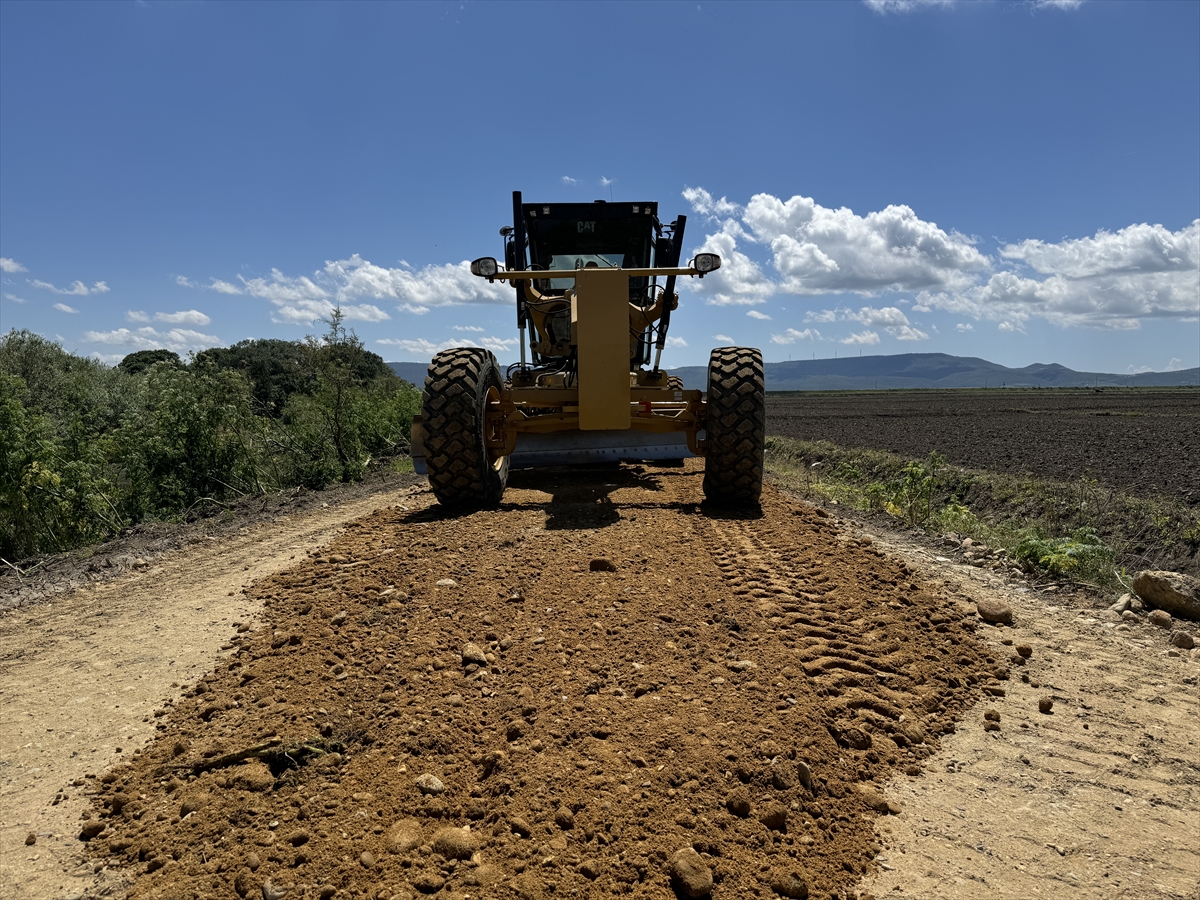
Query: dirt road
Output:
[[1, 462, 1196, 899]]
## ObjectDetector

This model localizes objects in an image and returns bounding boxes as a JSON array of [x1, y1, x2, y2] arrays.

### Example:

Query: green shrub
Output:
[[1013, 527, 1115, 580]]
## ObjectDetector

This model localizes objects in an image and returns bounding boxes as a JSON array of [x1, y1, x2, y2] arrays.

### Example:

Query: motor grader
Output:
[[411, 191, 764, 507]]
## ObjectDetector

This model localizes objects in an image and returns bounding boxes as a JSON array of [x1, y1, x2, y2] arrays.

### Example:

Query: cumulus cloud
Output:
[[746, 310, 771, 320], [841, 330, 880, 345], [682, 187, 741, 219], [1, 258, 28, 273], [229, 254, 511, 326], [54, 302, 79, 314], [863, 0, 953, 11], [32, 278, 110, 295], [686, 219, 774, 306], [83, 326, 221, 354], [956, 322, 974, 332], [741, 194, 987, 295], [209, 278, 242, 295], [561, 176, 577, 185], [376, 335, 518, 356], [126, 310, 150, 322], [686, 187, 1198, 333], [771, 328, 821, 345], [714, 334, 733, 343], [156, 310, 212, 326], [666, 336, 688, 348], [176, 275, 198, 288], [917, 220, 1199, 330], [453, 325, 485, 332]]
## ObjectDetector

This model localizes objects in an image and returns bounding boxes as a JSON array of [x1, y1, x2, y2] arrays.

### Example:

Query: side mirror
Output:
[[693, 253, 722, 275], [470, 257, 499, 278]]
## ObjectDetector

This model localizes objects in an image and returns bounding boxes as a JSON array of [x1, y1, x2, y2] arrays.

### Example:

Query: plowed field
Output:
[[766, 388, 1200, 506], [75, 465, 1000, 900]]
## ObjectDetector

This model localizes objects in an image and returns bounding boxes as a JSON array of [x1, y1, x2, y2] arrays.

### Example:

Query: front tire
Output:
[[421, 348, 509, 508], [703, 347, 765, 505]]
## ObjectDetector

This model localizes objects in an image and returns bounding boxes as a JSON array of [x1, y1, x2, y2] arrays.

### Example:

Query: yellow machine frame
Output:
[[475, 264, 708, 463]]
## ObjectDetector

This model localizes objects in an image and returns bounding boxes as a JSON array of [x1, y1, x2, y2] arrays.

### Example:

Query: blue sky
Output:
[[2, 0, 1197, 375]]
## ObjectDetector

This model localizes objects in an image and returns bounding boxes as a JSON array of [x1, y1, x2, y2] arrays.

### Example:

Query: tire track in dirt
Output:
[[75, 463, 999, 900]]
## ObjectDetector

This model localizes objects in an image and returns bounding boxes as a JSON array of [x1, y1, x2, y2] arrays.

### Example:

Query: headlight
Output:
[[470, 257, 499, 278], [693, 253, 722, 274]]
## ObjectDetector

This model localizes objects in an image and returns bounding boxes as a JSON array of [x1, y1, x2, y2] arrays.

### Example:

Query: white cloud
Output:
[[54, 302, 79, 314], [453, 325, 485, 332], [82, 326, 221, 353], [1032, 0, 1083, 9], [32, 278, 110, 295], [890, 325, 930, 341], [841, 330, 881, 345], [686, 219, 774, 306], [689, 187, 1198, 333], [845, 306, 910, 328], [955, 322, 974, 332], [1166, 357, 1185, 371], [714, 334, 734, 343], [666, 336, 688, 348], [916, 221, 1200, 331], [998, 321, 1021, 333], [600, 176, 614, 188], [398, 303, 430, 315], [742, 193, 987, 295], [4, 293, 26, 304], [126, 310, 150, 322], [176, 275, 198, 288], [771, 328, 821, 345], [209, 278, 243, 295], [376, 335, 518, 357], [561, 176, 577, 186], [156, 309, 212, 326], [863, 0, 953, 11], [1, 258, 28, 273], [746, 310, 771, 320], [682, 187, 741, 219]]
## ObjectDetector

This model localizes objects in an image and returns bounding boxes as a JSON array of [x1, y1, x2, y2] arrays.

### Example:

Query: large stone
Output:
[[975, 596, 1013, 625], [668, 847, 713, 898], [770, 870, 810, 899], [1132, 570, 1200, 622], [432, 826, 476, 859]]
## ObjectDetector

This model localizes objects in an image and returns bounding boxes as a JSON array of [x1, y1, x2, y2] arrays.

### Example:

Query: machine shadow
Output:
[[507, 464, 664, 530]]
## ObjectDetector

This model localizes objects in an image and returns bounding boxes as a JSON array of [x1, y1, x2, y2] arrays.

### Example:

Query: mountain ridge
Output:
[[388, 352, 1199, 391]]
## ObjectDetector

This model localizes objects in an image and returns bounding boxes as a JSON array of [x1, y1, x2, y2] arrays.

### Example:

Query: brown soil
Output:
[[766, 388, 1200, 508], [2, 462, 1196, 900]]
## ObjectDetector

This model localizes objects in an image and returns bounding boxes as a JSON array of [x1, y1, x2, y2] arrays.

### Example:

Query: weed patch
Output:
[[765, 436, 1199, 586]]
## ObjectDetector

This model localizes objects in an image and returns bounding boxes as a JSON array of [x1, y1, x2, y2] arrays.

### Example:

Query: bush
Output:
[[1013, 528, 1115, 580], [1, 316, 419, 559]]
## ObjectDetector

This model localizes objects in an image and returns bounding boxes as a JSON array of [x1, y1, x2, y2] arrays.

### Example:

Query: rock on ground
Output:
[[668, 847, 713, 898], [1132, 570, 1200, 622], [975, 596, 1013, 624]]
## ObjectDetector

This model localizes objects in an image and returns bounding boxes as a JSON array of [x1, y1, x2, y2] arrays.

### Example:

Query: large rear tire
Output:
[[421, 347, 509, 508], [703, 347, 765, 505]]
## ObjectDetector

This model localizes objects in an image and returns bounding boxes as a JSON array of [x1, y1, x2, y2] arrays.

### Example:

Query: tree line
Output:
[[0, 313, 421, 561]]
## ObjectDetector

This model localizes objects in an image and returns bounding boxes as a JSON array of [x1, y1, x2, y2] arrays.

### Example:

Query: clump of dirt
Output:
[[83, 463, 1001, 899]]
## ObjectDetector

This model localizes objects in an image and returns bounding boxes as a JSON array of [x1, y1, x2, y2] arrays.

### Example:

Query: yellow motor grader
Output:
[[411, 191, 764, 507]]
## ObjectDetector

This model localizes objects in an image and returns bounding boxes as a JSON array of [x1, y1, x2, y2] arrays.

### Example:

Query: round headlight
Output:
[[470, 257, 499, 278]]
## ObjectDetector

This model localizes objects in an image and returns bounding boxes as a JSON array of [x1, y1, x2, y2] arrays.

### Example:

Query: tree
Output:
[[118, 349, 183, 375]]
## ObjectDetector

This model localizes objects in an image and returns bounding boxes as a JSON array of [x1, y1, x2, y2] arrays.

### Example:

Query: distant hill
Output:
[[389, 352, 1199, 392]]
